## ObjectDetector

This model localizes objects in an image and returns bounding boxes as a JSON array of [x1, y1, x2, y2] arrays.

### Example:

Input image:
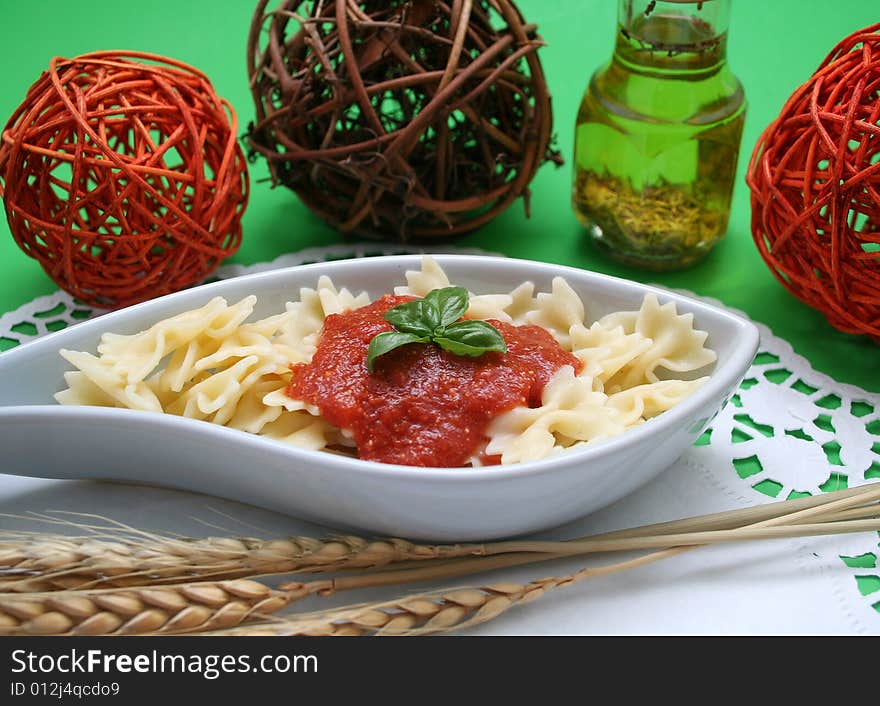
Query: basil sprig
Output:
[[367, 287, 507, 371]]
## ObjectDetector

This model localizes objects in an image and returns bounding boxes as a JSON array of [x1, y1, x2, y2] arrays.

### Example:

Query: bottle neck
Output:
[[615, 0, 730, 74]]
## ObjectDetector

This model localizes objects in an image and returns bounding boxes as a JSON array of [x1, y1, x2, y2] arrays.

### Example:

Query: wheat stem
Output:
[[277, 518, 880, 597], [2, 484, 877, 593], [566, 484, 879, 540]]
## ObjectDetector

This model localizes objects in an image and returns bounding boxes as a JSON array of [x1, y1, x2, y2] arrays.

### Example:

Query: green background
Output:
[[0, 0, 877, 391]]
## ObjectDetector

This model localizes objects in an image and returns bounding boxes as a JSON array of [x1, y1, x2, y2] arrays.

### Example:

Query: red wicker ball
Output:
[[747, 24, 880, 341], [0, 51, 249, 308]]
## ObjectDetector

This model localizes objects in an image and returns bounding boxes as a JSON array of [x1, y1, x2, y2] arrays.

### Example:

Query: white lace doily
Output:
[[682, 294, 880, 634], [0, 244, 877, 635]]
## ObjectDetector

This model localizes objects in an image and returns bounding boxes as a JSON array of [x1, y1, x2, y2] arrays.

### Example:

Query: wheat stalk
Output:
[[3, 484, 877, 636], [206, 550, 684, 636], [3, 485, 877, 592], [213, 530, 880, 637], [211, 484, 880, 636]]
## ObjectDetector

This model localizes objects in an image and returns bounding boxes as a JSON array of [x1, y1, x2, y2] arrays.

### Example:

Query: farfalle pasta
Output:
[[56, 258, 715, 467]]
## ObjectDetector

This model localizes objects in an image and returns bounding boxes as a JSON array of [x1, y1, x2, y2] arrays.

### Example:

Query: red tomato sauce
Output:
[[286, 295, 582, 467]]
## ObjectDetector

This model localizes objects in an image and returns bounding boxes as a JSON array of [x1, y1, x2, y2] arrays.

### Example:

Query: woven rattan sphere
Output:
[[0, 52, 249, 308], [747, 24, 880, 341], [246, 0, 559, 241]]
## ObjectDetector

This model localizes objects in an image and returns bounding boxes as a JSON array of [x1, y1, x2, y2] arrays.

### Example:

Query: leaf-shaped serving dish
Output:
[[0, 255, 758, 540]]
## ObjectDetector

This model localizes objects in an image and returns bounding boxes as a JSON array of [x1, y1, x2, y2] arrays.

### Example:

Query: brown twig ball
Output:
[[246, 0, 561, 241], [0, 52, 249, 308]]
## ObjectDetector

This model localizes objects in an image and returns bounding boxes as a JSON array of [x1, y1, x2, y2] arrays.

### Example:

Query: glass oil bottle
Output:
[[573, 0, 746, 270]]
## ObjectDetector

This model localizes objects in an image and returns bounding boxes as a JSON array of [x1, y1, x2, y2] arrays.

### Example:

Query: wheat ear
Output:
[[0, 513, 483, 592], [0, 578, 323, 636], [3, 485, 876, 591]]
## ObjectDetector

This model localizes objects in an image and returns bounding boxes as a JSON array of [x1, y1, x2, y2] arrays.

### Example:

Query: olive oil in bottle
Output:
[[573, 0, 746, 270]]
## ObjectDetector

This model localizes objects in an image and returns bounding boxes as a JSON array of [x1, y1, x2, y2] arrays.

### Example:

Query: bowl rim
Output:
[[0, 253, 760, 481]]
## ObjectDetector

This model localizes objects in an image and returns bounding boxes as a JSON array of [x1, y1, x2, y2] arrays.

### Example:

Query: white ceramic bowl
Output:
[[0, 255, 758, 540]]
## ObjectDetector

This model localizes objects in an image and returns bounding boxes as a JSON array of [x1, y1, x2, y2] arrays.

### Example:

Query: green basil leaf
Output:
[[423, 286, 469, 327], [367, 331, 429, 372], [384, 300, 435, 337], [432, 337, 488, 357], [415, 298, 442, 331], [434, 320, 508, 357], [370, 287, 506, 366]]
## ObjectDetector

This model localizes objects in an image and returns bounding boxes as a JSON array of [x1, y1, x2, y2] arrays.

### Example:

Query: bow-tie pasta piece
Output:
[[599, 294, 717, 393]]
